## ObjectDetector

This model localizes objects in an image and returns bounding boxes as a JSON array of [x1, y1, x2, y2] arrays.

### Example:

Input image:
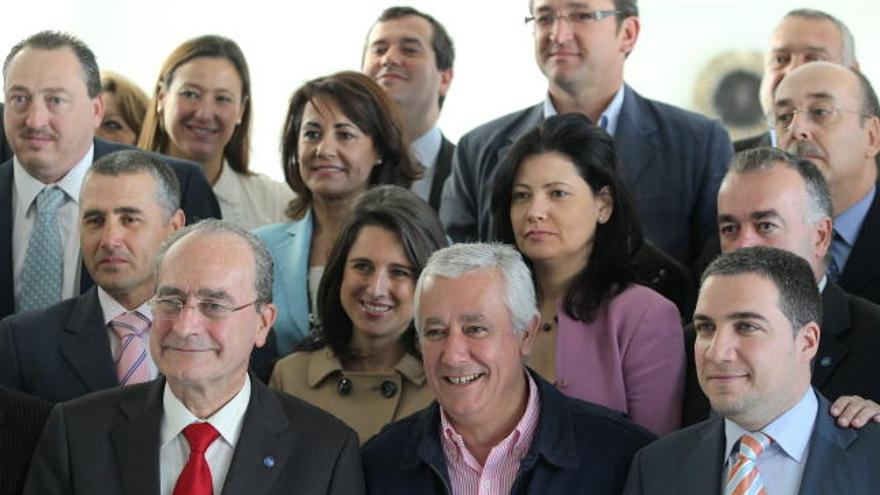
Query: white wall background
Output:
[[3, 0, 878, 180]]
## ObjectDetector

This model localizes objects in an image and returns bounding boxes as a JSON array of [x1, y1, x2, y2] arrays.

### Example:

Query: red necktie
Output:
[[173, 422, 219, 495]]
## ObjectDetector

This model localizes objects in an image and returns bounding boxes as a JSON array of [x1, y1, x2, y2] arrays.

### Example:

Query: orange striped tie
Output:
[[725, 432, 772, 495]]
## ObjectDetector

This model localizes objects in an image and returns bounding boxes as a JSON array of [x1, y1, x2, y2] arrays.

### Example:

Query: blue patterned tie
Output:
[[19, 187, 66, 312]]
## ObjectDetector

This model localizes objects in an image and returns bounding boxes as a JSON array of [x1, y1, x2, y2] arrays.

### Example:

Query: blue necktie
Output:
[[827, 230, 846, 281], [19, 187, 66, 312]]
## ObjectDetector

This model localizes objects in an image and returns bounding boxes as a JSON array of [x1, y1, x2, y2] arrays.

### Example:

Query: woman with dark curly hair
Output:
[[270, 186, 445, 443], [491, 113, 684, 435], [255, 72, 421, 354]]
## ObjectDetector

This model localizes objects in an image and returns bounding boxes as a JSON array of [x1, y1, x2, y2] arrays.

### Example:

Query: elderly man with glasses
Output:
[[439, 0, 733, 269], [23, 219, 364, 495]]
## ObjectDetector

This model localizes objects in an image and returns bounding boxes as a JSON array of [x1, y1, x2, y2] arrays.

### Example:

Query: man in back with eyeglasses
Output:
[[23, 218, 364, 495], [439, 0, 733, 269], [772, 61, 880, 305]]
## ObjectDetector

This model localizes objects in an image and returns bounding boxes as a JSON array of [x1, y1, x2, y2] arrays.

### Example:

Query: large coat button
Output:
[[381, 381, 397, 398], [338, 377, 352, 396]]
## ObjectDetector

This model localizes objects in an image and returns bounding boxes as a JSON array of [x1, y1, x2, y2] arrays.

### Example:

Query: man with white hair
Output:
[[362, 242, 653, 494]]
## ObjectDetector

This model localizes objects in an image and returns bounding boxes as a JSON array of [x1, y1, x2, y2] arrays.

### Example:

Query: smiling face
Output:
[[363, 15, 451, 119], [418, 269, 535, 430], [150, 232, 275, 397], [96, 92, 138, 145], [532, 0, 637, 94], [717, 165, 830, 278], [341, 225, 416, 349], [158, 56, 245, 167], [693, 272, 817, 430], [297, 97, 379, 201], [80, 171, 183, 307], [3, 46, 103, 183], [510, 151, 612, 270]]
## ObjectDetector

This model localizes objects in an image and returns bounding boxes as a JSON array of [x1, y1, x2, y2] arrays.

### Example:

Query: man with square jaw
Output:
[[362, 6, 455, 211], [625, 246, 880, 494], [24, 220, 364, 495], [735, 9, 858, 152], [772, 61, 880, 305], [362, 242, 654, 495], [439, 0, 733, 268], [0, 31, 220, 319]]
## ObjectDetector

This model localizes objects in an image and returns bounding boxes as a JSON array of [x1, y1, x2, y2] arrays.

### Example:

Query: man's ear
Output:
[[519, 314, 540, 358]]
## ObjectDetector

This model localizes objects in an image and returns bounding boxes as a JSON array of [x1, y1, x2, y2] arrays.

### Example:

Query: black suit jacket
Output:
[[0, 104, 12, 165], [0, 138, 221, 319], [627, 393, 880, 494], [732, 131, 772, 153], [838, 182, 880, 305], [0, 286, 118, 403], [0, 387, 52, 495], [23, 376, 364, 495], [427, 135, 455, 212], [682, 280, 880, 425]]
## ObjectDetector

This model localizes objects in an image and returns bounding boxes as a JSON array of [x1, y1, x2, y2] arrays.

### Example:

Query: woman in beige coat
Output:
[[270, 185, 447, 443]]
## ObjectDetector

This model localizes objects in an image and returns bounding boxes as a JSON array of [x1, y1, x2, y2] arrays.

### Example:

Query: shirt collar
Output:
[[410, 127, 443, 169], [211, 160, 242, 205], [439, 369, 541, 463], [161, 375, 252, 448], [542, 85, 626, 136], [12, 143, 94, 210], [834, 184, 876, 247], [724, 387, 818, 464], [97, 286, 153, 325], [817, 275, 827, 293]]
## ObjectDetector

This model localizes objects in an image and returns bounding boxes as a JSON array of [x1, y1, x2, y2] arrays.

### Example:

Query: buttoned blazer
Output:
[[838, 181, 880, 305], [0, 138, 221, 319], [253, 212, 314, 355], [0, 387, 52, 495], [0, 286, 119, 403], [23, 376, 365, 495], [625, 393, 880, 494], [439, 85, 734, 266], [681, 280, 880, 426]]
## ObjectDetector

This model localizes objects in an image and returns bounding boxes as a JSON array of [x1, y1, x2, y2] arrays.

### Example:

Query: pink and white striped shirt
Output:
[[439, 372, 541, 495]]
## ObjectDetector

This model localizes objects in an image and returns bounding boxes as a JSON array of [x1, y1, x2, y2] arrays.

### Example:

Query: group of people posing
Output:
[[2, 1, 880, 494]]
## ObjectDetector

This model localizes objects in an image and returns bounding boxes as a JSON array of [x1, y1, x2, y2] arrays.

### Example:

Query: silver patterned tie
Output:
[[19, 186, 66, 312]]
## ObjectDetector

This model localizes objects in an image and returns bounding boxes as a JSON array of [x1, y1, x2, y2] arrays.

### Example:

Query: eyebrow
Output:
[[155, 287, 235, 302], [303, 121, 358, 131], [535, 2, 591, 12], [692, 311, 770, 323]]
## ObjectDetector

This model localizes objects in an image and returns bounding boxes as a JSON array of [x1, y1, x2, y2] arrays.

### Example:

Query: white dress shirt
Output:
[[159, 375, 252, 495], [724, 387, 818, 495], [543, 84, 626, 137], [212, 160, 294, 230], [97, 287, 158, 380], [12, 144, 94, 310], [409, 126, 443, 202]]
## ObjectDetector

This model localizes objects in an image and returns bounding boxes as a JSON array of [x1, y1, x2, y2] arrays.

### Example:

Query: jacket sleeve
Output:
[[690, 120, 733, 265], [328, 428, 365, 495], [439, 133, 480, 242]]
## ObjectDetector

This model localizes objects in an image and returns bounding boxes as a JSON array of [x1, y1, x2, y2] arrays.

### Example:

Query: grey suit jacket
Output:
[[439, 85, 734, 266], [626, 392, 880, 494], [0, 286, 119, 403], [23, 376, 364, 495]]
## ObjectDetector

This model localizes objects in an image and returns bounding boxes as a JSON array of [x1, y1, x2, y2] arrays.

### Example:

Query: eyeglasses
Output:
[[769, 104, 869, 130], [525, 10, 620, 30], [150, 296, 261, 322]]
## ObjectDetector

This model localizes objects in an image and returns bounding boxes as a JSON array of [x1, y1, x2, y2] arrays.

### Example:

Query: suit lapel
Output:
[[839, 184, 880, 294], [0, 162, 14, 318], [496, 104, 545, 173], [680, 418, 726, 495], [814, 282, 850, 389], [221, 379, 292, 495], [429, 136, 455, 211], [798, 396, 857, 495], [614, 86, 659, 186], [58, 286, 119, 392], [111, 380, 164, 495], [277, 213, 313, 340]]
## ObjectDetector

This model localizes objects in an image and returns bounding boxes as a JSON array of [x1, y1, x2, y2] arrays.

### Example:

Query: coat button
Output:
[[337, 377, 352, 396], [381, 381, 397, 398], [819, 356, 832, 367]]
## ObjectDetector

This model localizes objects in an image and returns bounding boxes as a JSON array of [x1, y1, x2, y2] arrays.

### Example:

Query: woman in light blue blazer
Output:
[[255, 71, 420, 355]]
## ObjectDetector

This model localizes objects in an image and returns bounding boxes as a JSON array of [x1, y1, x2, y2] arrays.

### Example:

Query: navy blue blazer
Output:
[[23, 376, 364, 495], [0, 138, 221, 319], [253, 212, 314, 355], [362, 370, 654, 495], [439, 85, 734, 266], [626, 392, 880, 494]]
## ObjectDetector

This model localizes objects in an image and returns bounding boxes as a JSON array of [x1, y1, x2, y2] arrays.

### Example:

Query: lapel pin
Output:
[[263, 456, 276, 469]]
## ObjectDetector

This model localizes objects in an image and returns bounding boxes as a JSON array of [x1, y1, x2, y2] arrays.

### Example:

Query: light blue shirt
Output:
[[543, 84, 626, 137], [724, 387, 818, 495], [409, 126, 442, 202], [831, 185, 876, 274]]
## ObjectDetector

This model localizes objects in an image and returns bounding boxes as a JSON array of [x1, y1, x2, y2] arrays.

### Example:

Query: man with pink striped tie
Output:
[[625, 247, 880, 494], [0, 150, 184, 402]]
